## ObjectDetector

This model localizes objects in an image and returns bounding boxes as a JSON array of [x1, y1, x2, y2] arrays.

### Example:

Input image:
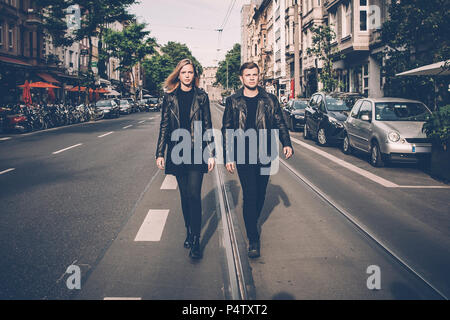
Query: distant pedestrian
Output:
[[221, 62, 293, 258], [155, 58, 215, 259]]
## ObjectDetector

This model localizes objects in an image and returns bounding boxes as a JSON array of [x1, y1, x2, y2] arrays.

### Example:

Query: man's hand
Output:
[[208, 158, 216, 172], [284, 146, 293, 159], [156, 157, 165, 170], [226, 162, 235, 174]]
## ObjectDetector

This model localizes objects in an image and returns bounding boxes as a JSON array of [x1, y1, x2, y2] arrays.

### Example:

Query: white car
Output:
[[342, 98, 432, 167]]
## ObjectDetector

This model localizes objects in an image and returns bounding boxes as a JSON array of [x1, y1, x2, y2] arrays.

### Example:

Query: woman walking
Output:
[[155, 58, 215, 259]]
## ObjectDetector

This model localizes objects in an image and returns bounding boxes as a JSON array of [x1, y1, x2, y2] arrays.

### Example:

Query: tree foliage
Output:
[[142, 42, 203, 95], [306, 24, 340, 93], [215, 43, 241, 91], [381, 0, 450, 108]]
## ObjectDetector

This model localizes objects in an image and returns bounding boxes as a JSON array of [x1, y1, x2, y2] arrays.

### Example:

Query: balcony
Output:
[[25, 9, 42, 26]]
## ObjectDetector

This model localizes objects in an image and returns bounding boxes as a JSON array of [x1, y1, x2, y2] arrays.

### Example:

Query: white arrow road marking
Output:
[[0, 168, 15, 175], [52, 143, 83, 155], [98, 131, 114, 138], [134, 209, 170, 242]]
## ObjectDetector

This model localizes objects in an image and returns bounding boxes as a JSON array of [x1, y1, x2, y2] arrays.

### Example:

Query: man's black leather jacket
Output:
[[221, 86, 293, 164], [155, 86, 215, 159]]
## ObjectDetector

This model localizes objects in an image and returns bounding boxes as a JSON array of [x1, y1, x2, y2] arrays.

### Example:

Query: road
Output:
[[0, 103, 448, 300]]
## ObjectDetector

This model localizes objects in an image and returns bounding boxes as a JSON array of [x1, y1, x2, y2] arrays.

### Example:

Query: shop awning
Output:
[[37, 72, 60, 84], [396, 60, 450, 76], [0, 56, 32, 67]]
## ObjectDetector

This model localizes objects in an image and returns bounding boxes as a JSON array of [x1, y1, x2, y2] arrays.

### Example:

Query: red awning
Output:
[[37, 73, 60, 84], [0, 56, 32, 67]]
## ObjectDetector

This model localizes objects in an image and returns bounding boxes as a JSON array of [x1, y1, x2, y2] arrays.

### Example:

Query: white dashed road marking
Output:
[[134, 209, 170, 242], [123, 125, 133, 129], [98, 131, 114, 138], [104, 297, 142, 300], [160, 175, 178, 190], [52, 143, 83, 155], [0, 168, 15, 175], [0, 137, 11, 141]]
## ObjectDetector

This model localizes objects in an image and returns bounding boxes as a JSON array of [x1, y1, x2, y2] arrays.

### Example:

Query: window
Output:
[[362, 64, 369, 96], [351, 100, 363, 118], [29, 31, 33, 57], [8, 24, 14, 50], [358, 101, 372, 119], [360, 0, 368, 31], [0, 24, 3, 48], [342, 3, 351, 38]]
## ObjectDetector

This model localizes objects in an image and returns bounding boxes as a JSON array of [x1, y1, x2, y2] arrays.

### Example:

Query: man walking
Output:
[[221, 62, 293, 258]]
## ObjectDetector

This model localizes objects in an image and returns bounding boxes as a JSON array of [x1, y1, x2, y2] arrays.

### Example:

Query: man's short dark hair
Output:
[[240, 62, 260, 75]]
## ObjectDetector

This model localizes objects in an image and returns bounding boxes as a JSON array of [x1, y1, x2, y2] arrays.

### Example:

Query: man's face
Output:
[[240, 68, 259, 90]]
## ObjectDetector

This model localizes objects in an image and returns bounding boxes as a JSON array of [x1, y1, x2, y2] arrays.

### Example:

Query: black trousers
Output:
[[175, 170, 204, 237], [236, 165, 270, 242]]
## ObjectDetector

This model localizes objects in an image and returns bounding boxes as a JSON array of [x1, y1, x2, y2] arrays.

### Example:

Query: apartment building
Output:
[[324, 0, 388, 97], [200, 67, 224, 101]]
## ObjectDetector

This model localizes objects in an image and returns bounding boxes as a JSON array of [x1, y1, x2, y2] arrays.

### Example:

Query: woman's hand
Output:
[[156, 157, 165, 170], [208, 158, 215, 172]]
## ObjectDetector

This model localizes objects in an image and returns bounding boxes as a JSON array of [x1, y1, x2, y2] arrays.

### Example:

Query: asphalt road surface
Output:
[[0, 104, 448, 300]]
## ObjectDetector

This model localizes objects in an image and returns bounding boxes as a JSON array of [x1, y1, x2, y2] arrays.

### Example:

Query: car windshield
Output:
[[96, 100, 111, 107], [325, 96, 352, 111], [120, 100, 129, 105], [149, 98, 158, 103], [292, 101, 307, 109], [375, 102, 431, 121]]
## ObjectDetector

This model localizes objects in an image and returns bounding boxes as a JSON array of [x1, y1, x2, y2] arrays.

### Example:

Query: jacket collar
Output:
[[234, 86, 269, 100], [169, 86, 202, 126]]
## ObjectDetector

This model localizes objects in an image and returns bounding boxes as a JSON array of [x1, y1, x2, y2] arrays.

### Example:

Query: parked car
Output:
[[304, 92, 355, 146], [146, 97, 160, 112], [119, 99, 132, 115], [96, 99, 120, 118], [342, 98, 433, 167], [124, 98, 139, 113], [282, 99, 309, 131]]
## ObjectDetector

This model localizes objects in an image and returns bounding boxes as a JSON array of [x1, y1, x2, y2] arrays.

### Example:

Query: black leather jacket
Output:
[[156, 86, 215, 159], [221, 86, 293, 164]]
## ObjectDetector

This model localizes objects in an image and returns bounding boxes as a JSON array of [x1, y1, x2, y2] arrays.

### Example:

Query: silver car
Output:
[[342, 98, 432, 167]]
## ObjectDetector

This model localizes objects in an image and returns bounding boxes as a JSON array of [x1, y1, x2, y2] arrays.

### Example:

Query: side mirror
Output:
[[361, 114, 371, 122]]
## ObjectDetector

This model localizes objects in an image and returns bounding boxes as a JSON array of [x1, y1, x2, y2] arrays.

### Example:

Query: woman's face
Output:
[[179, 64, 195, 87]]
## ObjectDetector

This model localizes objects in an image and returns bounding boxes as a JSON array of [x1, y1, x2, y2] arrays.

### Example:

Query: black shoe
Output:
[[189, 235, 202, 259], [248, 240, 260, 259], [184, 229, 193, 249]]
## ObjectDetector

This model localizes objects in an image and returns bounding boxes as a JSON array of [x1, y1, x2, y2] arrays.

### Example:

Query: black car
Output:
[[96, 99, 120, 118], [124, 98, 139, 113], [304, 92, 356, 146], [146, 97, 160, 112], [282, 99, 308, 131]]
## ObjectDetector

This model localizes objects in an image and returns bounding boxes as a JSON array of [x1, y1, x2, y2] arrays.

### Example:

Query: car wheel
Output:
[[342, 133, 353, 154], [370, 141, 384, 167], [303, 122, 310, 140], [317, 127, 328, 146]]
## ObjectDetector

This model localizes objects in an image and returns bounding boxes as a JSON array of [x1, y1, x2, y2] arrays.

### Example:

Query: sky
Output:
[[129, 0, 250, 67]]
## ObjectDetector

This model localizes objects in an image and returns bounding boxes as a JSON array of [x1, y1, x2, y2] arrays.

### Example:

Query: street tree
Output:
[[380, 0, 450, 109], [103, 22, 156, 97], [215, 43, 241, 92], [306, 24, 340, 93], [142, 42, 203, 95]]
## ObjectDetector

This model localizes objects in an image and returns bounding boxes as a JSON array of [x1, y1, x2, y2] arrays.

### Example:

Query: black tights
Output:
[[175, 170, 204, 237]]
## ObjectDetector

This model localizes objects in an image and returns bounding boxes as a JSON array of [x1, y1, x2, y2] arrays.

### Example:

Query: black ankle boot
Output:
[[184, 229, 193, 249], [189, 235, 202, 259]]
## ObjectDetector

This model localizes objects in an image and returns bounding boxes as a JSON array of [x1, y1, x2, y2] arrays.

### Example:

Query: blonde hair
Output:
[[164, 58, 200, 93]]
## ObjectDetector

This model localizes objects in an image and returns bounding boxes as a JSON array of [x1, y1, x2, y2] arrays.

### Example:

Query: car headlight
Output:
[[388, 131, 400, 142], [329, 116, 343, 128]]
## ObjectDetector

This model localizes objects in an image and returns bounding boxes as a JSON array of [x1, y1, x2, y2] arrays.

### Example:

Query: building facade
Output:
[[199, 67, 224, 102]]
